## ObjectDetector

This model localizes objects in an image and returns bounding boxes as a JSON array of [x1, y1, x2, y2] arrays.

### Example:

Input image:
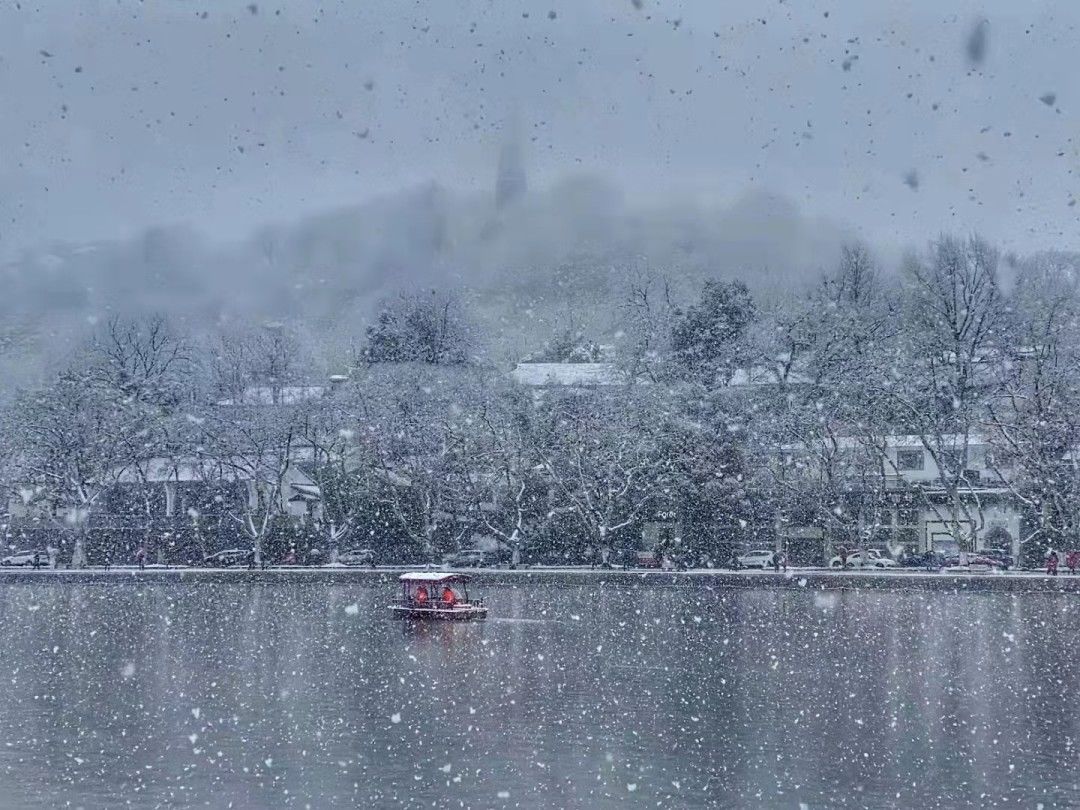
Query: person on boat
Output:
[[441, 586, 457, 606], [414, 585, 429, 605]]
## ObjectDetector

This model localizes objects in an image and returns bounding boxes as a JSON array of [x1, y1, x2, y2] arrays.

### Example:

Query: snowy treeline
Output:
[[2, 236, 1079, 566]]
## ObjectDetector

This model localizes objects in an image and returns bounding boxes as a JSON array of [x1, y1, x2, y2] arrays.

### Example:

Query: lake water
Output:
[[0, 579, 1077, 808]]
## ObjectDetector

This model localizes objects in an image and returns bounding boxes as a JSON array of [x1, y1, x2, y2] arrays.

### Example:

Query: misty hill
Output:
[[0, 176, 852, 380]]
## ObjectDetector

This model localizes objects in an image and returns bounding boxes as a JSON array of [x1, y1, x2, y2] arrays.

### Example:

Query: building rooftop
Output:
[[399, 572, 471, 583], [511, 362, 623, 387]]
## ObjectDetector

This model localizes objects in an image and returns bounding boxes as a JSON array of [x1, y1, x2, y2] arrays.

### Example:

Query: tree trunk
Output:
[[328, 521, 342, 563], [423, 523, 436, 565], [70, 528, 88, 569], [950, 490, 966, 559], [509, 528, 521, 568]]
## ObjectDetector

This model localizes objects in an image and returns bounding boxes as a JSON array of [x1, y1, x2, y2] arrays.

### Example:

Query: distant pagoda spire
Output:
[[495, 117, 527, 209]]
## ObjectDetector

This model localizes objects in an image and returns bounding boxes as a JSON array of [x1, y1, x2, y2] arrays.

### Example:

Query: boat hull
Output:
[[389, 604, 488, 621]]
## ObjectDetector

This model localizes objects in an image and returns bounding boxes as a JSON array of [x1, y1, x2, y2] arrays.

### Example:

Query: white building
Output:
[[779, 434, 1023, 562]]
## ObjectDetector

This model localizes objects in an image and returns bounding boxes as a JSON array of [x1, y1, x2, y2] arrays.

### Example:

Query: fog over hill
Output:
[[0, 175, 855, 386]]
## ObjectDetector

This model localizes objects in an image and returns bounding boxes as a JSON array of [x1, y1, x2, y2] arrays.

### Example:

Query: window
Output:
[[896, 527, 919, 546], [934, 450, 965, 475], [896, 450, 924, 471], [897, 508, 919, 527]]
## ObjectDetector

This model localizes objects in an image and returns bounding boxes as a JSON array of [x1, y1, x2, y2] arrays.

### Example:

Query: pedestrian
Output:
[[1067, 550, 1079, 575], [1047, 549, 1059, 576], [134, 545, 146, 570], [780, 551, 788, 573], [772, 552, 781, 573]]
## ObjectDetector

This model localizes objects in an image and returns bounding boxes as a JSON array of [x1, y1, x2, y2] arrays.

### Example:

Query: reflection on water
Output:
[[0, 581, 1077, 808]]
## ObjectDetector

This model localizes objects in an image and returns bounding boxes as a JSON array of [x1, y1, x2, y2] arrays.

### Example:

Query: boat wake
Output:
[[485, 617, 559, 624]]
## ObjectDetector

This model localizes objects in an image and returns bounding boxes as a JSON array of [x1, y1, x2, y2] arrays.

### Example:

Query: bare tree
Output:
[[15, 372, 127, 566], [887, 235, 1003, 551], [203, 405, 302, 566], [90, 315, 195, 561], [297, 391, 366, 560], [536, 387, 673, 555], [756, 243, 899, 559], [616, 269, 677, 382], [347, 364, 478, 562], [90, 314, 191, 408], [460, 381, 547, 565], [208, 321, 309, 406], [985, 254, 1080, 556]]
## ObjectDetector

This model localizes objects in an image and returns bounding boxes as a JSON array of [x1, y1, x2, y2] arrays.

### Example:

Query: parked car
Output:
[[1, 549, 46, 567], [980, 548, 1014, 570], [732, 549, 776, 570], [829, 549, 898, 569], [337, 547, 376, 566], [444, 549, 496, 568], [899, 550, 945, 569], [203, 548, 253, 567], [635, 550, 662, 569], [942, 552, 1006, 570]]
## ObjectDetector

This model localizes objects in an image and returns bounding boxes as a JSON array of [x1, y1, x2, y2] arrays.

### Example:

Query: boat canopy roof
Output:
[[399, 572, 471, 583]]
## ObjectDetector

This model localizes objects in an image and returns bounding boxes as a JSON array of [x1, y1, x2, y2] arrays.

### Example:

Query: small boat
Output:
[[389, 572, 488, 621]]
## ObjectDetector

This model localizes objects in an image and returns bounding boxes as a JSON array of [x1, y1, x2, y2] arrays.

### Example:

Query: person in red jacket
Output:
[[1047, 549, 1060, 576]]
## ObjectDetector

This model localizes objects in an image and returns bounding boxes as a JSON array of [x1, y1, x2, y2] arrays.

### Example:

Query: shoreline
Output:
[[1, 566, 1078, 592]]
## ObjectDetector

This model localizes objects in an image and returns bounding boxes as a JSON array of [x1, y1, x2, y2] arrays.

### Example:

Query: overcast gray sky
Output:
[[1, 0, 1077, 259]]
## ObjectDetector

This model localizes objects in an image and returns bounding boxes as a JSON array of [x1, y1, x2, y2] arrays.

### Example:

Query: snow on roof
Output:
[[727, 364, 813, 387], [113, 457, 232, 483], [781, 434, 993, 452], [368, 467, 412, 487], [217, 386, 327, 406], [511, 362, 623, 387], [288, 483, 321, 501], [111, 456, 319, 486], [399, 572, 471, 582]]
